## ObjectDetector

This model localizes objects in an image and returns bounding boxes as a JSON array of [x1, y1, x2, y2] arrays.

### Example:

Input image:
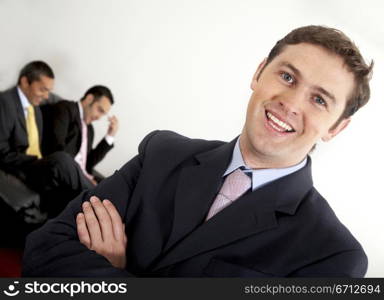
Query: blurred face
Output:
[[240, 43, 354, 168], [82, 95, 111, 124], [19, 75, 54, 106]]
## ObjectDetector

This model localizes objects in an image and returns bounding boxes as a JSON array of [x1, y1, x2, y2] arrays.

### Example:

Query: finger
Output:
[[109, 120, 117, 129], [103, 199, 124, 241], [76, 213, 91, 248], [90, 196, 114, 242], [82, 199, 103, 246], [111, 116, 118, 124]]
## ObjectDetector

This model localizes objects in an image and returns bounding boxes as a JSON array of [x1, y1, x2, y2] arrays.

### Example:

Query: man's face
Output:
[[83, 96, 111, 124], [240, 43, 354, 168], [19, 75, 54, 106]]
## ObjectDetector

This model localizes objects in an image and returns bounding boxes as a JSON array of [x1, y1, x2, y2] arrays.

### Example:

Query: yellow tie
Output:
[[26, 105, 42, 158]]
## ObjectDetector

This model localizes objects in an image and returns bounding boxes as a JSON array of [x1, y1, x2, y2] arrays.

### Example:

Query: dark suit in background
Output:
[[42, 100, 113, 176], [23, 131, 367, 277], [0, 87, 43, 175], [0, 87, 93, 217]]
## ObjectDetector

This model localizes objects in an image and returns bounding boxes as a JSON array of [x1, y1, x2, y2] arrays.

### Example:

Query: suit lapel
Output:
[[12, 87, 43, 141], [12, 87, 27, 132], [163, 138, 237, 253], [155, 155, 314, 270], [35, 106, 43, 145], [73, 102, 82, 128], [87, 125, 94, 154], [73, 102, 83, 153]]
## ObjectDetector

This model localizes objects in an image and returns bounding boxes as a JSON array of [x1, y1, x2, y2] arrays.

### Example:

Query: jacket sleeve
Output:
[[22, 130, 159, 277], [288, 249, 368, 278], [86, 137, 113, 173]]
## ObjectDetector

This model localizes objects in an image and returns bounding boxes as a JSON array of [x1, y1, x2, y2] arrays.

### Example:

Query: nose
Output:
[[278, 88, 306, 116]]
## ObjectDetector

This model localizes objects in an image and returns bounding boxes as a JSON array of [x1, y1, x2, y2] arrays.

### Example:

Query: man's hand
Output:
[[76, 196, 127, 269], [89, 177, 98, 186], [107, 115, 119, 137], [84, 173, 98, 186]]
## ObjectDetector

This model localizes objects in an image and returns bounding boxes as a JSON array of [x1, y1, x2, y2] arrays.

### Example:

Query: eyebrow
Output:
[[280, 62, 336, 104]]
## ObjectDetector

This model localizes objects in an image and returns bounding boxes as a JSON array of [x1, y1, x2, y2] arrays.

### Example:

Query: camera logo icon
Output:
[[3, 281, 20, 297]]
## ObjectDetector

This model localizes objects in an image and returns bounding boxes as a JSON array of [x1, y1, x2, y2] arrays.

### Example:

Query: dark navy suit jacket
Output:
[[0, 87, 43, 176], [22, 130, 368, 277], [41, 100, 113, 174]]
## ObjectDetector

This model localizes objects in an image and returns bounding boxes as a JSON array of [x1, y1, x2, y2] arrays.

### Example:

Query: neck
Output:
[[239, 131, 305, 169], [18, 85, 33, 106]]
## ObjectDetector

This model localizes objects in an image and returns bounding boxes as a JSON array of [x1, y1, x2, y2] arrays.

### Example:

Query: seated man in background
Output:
[[0, 61, 93, 218], [42, 85, 118, 184], [23, 25, 372, 277]]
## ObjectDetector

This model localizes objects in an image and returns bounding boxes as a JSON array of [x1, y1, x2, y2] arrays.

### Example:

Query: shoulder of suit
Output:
[[55, 99, 77, 108], [52, 100, 79, 116], [142, 130, 225, 152], [0, 87, 19, 109], [0, 86, 18, 101], [137, 130, 225, 164]]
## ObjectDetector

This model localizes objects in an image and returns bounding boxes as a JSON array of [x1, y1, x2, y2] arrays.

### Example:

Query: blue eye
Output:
[[314, 96, 327, 106], [281, 72, 294, 84]]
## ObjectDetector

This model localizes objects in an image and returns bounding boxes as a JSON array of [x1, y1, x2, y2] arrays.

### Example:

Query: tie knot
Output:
[[220, 168, 252, 201], [205, 168, 252, 220]]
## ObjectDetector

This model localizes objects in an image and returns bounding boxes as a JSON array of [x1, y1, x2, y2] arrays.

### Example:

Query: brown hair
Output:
[[80, 85, 114, 105], [265, 25, 373, 126], [18, 61, 54, 84]]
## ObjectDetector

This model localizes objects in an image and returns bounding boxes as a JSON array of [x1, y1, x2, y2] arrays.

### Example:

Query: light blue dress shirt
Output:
[[223, 138, 307, 191]]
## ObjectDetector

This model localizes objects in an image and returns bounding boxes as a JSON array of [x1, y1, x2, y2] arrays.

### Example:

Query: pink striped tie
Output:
[[206, 168, 252, 220]]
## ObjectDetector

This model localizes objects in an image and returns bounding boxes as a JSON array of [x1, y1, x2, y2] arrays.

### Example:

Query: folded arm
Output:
[[22, 131, 159, 277], [288, 250, 368, 278]]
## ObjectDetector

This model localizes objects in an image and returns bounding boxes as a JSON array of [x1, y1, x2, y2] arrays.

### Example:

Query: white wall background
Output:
[[0, 0, 383, 277]]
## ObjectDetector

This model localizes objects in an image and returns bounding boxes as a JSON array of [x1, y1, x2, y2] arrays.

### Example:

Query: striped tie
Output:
[[206, 168, 252, 220]]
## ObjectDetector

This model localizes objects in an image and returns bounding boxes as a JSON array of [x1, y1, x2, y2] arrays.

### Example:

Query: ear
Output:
[[19, 76, 29, 88], [321, 117, 351, 142], [250, 58, 267, 91], [83, 94, 94, 105]]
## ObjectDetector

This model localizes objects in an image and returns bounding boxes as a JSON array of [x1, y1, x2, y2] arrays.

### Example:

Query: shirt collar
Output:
[[224, 137, 307, 191], [17, 86, 31, 112], [78, 102, 84, 121]]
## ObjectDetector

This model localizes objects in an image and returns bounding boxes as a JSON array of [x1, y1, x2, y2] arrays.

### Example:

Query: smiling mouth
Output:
[[265, 111, 295, 133]]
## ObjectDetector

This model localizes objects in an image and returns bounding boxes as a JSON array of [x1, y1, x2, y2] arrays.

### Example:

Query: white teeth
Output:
[[266, 112, 293, 132]]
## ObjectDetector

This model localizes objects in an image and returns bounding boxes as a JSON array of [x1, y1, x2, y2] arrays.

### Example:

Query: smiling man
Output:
[[23, 26, 373, 277], [241, 42, 355, 168]]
